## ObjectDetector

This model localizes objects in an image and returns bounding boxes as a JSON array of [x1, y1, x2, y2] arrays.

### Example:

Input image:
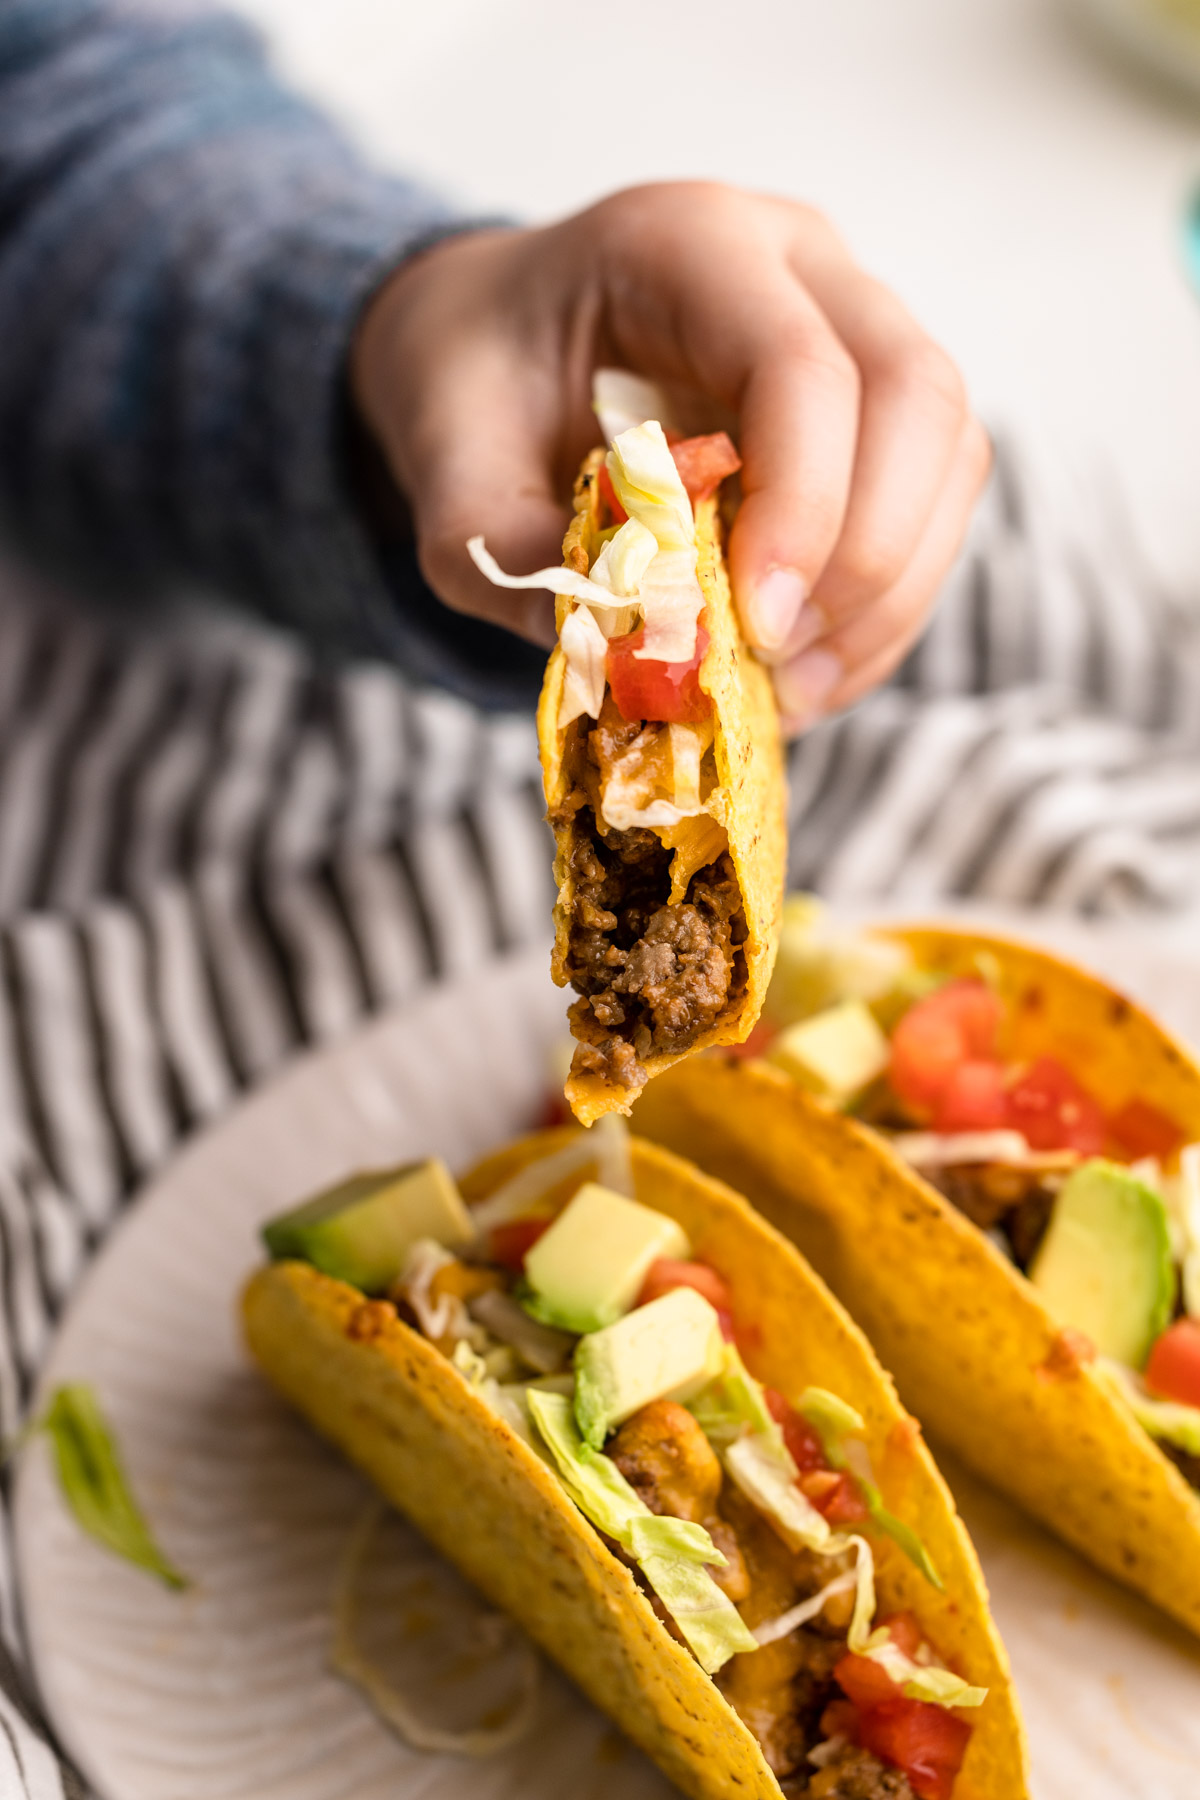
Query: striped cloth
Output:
[[0, 437, 1198, 1794]]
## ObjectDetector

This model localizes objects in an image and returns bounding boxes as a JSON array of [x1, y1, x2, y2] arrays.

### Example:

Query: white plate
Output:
[[14, 909, 1200, 1800]]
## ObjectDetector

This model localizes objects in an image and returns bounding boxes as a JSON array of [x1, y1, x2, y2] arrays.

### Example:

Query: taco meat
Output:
[[805, 1746, 919, 1799], [557, 746, 748, 1094]]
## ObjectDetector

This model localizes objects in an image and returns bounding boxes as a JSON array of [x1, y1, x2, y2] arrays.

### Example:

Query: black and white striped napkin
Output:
[[0, 435, 1197, 1796]]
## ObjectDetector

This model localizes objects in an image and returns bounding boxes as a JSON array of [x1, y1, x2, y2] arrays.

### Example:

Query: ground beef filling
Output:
[[560, 807, 747, 1091], [920, 1163, 1059, 1269]]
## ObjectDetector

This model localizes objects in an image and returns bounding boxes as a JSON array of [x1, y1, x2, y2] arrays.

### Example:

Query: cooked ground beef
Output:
[[560, 805, 747, 1089], [929, 1165, 1058, 1268], [1161, 1439, 1200, 1490], [804, 1745, 918, 1799]]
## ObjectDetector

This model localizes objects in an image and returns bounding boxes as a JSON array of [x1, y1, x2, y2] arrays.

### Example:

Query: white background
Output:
[[235, 0, 1200, 591]]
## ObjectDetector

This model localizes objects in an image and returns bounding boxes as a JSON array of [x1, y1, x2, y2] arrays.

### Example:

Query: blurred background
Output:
[[236, 0, 1200, 594]]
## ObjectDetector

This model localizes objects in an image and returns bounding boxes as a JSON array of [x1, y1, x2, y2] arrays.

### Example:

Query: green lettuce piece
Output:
[[688, 1343, 785, 1453], [800, 1388, 941, 1590], [525, 1391, 756, 1673], [39, 1384, 188, 1591], [845, 1534, 878, 1653], [723, 1432, 832, 1552], [1095, 1357, 1200, 1455], [860, 1630, 987, 1707], [636, 1550, 756, 1672], [627, 1514, 725, 1565]]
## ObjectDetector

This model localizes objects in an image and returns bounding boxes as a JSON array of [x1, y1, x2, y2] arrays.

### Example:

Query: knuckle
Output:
[[835, 525, 909, 600], [888, 338, 967, 422]]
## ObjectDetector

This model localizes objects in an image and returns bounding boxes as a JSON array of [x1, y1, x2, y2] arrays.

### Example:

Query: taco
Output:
[[469, 410, 785, 1125], [632, 898, 1200, 1635], [243, 1123, 1027, 1800]]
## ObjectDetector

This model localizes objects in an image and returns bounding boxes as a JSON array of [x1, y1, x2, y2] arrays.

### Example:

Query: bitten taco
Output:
[[633, 900, 1200, 1636], [469, 404, 785, 1125], [243, 1124, 1027, 1800]]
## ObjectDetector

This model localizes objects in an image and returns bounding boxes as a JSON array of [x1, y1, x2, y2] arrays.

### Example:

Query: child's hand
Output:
[[352, 183, 989, 732]]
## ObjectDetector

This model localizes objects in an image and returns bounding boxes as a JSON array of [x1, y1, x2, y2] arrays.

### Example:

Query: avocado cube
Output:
[[262, 1157, 472, 1294], [1030, 1159, 1176, 1368], [574, 1286, 726, 1448], [523, 1182, 690, 1334], [765, 999, 890, 1105]]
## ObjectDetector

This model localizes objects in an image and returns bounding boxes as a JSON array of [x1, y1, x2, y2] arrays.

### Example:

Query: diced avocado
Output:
[[574, 1286, 726, 1448], [262, 1158, 472, 1293], [767, 894, 911, 1027], [765, 999, 891, 1106], [523, 1182, 689, 1334], [1029, 1160, 1176, 1368]]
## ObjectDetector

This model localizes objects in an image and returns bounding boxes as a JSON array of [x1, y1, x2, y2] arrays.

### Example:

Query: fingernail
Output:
[[774, 648, 842, 721], [748, 566, 808, 651]]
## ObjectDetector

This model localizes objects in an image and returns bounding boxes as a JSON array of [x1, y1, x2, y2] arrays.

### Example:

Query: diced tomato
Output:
[[877, 1612, 924, 1658], [1005, 1056, 1107, 1154], [932, 1058, 1008, 1132], [834, 1650, 905, 1711], [820, 1698, 861, 1743], [637, 1257, 733, 1315], [819, 1472, 870, 1523], [765, 1388, 830, 1472], [668, 431, 742, 506], [798, 1469, 844, 1507], [726, 1018, 777, 1061], [889, 980, 1002, 1113], [596, 461, 627, 526], [606, 623, 711, 725], [488, 1217, 550, 1272], [1109, 1097, 1185, 1163], [858, 1699, 972, 1800], [1146, 1319, 1200, 1408]]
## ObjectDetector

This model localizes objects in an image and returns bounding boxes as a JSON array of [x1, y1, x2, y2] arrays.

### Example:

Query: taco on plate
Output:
[[243, 1123, 1027, 1800], [633, 898, 1200, 1635], [469, 407, 785, 1126]]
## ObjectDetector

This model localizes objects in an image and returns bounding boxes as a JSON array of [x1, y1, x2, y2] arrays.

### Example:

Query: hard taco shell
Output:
[[538, 452, 785, 1127], [632, 923, 1200, 1637], [243, 1128, 1027, 1800]]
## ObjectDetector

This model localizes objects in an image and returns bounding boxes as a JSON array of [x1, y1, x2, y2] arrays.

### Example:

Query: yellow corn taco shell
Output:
[[243, 1129, 1028, 1800], [632, 924, 1200, 1637], [538, 452, 785, 1127]]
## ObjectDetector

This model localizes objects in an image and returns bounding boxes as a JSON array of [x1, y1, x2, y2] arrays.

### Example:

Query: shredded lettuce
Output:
[[752, 1567, 858, 1647], [858, 1627, 987, 1707], [689, 1343, 784, 1449], [466, 535, 640, 614], [593, 370, 672, 446], [606, 423, 695, 552], [1095, 1356, 1200, 1455], [724, 1432, 833, 1552], [844, 1534, 878, 1652], [557, 603, 608, 729], [526, 1390, 756, 1672], [799, 1388, 941, 1590], [468, 1137, 595, 1234], [590, 518, 658, 597]]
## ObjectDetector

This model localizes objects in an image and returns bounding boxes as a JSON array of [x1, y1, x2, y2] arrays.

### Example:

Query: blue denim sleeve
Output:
[[0, 0, 545, 709]]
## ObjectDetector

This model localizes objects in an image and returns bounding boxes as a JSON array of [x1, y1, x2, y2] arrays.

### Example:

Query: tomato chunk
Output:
[[1109, 1097, 1185, 1162], [835, 1650, 905, 1711], [488, 1217, 550, 1271], [820, 1697, 861, 1743], [765, 1388, 830, 1472], [596, 461, 627, 526], [668, 431, 742, 506], [820, 1472, 871, 1523], [889, 979, 1002, 1113], [607, 623, 711, 724], [858, 1699, 972, 1800], [877, 1612, 924, 1659], [1005, 1056, 1106, 1154], [933, 1058, 1008, 1132], [637, 1257, 732, 1314], [1146, 1319, 1200, 1408]]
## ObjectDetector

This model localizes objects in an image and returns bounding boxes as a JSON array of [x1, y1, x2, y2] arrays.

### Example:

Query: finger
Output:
[[774, 417, 991, 732], [795, 264, 970, 631], [399, 346, 566, 646], [592, 187, 862, 653]]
